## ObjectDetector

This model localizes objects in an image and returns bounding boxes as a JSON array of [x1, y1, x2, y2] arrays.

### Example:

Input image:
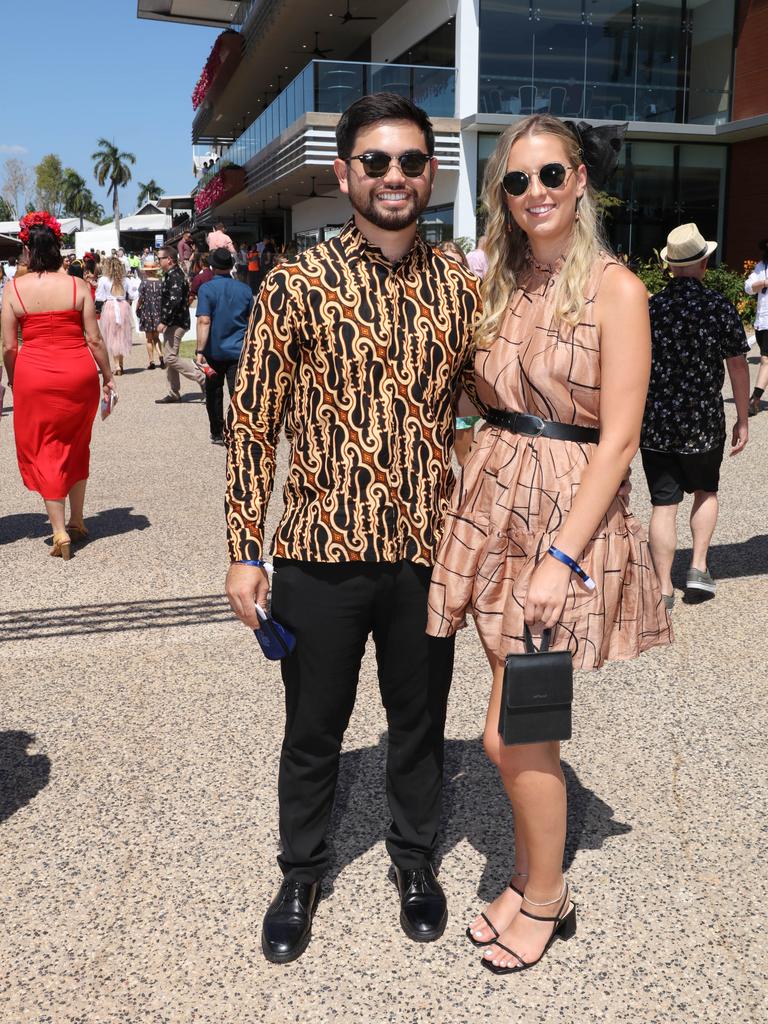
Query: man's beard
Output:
[[348, 182, 431, 232]]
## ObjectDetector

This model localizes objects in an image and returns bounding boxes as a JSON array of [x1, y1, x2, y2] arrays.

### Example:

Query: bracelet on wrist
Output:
[[546, 545, 596, 591]]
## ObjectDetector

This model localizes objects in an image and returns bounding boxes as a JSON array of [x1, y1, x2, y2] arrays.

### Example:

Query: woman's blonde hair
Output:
[[105, 255, 126, 295], [477, 114, 610, 348]]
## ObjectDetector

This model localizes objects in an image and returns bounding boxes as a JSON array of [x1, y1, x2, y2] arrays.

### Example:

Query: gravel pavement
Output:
[[1, 335, 766, 1024]]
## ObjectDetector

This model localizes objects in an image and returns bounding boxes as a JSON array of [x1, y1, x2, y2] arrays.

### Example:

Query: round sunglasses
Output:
[[502, 163, 574, 197], [347, 149, 431, 178]]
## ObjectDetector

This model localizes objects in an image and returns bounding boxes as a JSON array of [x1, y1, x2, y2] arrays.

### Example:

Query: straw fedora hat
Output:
[[660, 222, 717, 266]]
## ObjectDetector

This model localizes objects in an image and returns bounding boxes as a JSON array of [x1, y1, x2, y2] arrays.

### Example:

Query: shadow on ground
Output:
[[0, 506, 150, 546], [324, 734, 630, 897], [672, 534, 768, 583], [0, 731, 50, 824], [0, 592, 231, 642]]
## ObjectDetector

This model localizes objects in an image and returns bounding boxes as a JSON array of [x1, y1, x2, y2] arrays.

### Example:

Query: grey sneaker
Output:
[[686, 567, 716, 597], [155, 393, 181, 404]]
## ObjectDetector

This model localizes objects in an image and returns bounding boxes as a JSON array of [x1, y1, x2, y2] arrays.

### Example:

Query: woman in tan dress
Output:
[[426, 116, 672, 973]]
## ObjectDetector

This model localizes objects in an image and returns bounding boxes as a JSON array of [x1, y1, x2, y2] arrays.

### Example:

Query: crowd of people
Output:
[[0, 90, 760, 976]]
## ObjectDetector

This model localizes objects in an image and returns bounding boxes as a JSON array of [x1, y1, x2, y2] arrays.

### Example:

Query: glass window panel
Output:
[[479, 1, 535, 114], [585, 0, 637, 120], [677, 143, 727, 247], [533, 2, 587, 116], [316, 62, 364, 114], [687, 0, 735, 125], [413, 68, 455, 117], [418, 203, 454, 244], [392, 18, 456, 67], [635, 1, 684, 123]]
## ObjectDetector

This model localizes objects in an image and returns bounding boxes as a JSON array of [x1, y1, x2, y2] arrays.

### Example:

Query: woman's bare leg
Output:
[[44, 498, 67, 537], [467, 652, 529, 943], [481, 661, 570, 968], [67, 480, 87, 528]]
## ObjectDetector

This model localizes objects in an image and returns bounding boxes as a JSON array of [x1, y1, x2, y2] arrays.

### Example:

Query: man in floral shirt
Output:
[[640, 223, 749, 605], [155, 245, 205, 404]]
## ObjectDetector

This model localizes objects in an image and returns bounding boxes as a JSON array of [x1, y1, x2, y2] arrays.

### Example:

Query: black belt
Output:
[[485, 407, 600, 444]]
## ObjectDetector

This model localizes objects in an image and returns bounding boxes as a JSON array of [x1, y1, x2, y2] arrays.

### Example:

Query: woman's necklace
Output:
[[525, 246, 566, 275]]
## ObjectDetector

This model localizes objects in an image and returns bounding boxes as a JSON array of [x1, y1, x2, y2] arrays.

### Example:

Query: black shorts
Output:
[[756, 329, 768, 357], [641, 446, 724, 506]]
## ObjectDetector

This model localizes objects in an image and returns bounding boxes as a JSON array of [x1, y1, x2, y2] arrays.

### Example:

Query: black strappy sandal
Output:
[[465, 877, 526, 948], [481, 883, 576, 974]]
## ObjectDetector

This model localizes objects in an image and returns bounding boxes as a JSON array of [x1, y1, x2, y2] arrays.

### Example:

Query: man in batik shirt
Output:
[[225, 94, 481, 964], [640, 223, 749, 606]]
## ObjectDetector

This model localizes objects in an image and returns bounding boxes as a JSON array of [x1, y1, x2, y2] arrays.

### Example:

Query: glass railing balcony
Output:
[[206, 59, 456, 181]]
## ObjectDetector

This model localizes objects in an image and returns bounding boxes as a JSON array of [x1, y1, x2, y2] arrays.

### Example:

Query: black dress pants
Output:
[[269, 559, 455, 883], [204, 357, 239, 438]]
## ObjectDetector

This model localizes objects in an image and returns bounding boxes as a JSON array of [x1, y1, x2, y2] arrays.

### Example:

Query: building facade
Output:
[[138, 0, 768, 266]]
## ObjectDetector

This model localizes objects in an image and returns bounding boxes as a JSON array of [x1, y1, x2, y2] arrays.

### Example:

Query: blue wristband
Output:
[[546, 545, 596, 591], [236, 559, 266, 567]]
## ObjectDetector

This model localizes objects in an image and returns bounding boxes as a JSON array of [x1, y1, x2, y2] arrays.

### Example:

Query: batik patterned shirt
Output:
[[641, 277, 748, 454], [225, 219, 482, 564]]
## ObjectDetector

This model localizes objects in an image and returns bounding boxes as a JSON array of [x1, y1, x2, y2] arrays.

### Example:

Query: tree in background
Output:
[[35, 154, 66, 215], [2, 156, 34, 218], [92, 139, 136, 234], [136, 179, 164, 207], [0, 195, 14, 220], [61, 169, 104, 230]]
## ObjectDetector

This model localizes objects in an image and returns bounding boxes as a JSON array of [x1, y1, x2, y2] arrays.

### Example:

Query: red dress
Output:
[[12, 276, 100, 500]]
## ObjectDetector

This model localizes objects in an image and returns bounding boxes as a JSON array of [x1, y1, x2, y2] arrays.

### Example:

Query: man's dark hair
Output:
[[336, 92, 435, 161], [159, 246, 178, 264]]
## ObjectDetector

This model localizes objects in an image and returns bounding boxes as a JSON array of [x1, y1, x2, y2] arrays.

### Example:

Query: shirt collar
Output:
[[338, 217, 428, 271]]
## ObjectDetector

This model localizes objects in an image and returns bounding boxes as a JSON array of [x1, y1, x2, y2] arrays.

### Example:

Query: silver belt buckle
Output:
[[525, 414, 545, 437]]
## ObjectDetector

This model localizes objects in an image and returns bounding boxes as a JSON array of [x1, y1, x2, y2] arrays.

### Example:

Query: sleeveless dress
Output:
[[12, 276, 100, 500], [426, 254, 672, 671]]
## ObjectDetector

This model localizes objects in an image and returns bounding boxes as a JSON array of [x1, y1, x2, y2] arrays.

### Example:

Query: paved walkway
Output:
[[1, 336, 766, 1023]]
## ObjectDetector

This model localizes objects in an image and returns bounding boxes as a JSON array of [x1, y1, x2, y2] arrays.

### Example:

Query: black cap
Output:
[[210, 247, 234, 270]]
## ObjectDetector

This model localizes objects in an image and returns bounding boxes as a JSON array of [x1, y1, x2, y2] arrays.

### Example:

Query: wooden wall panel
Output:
[[724, 138, 768, 267], [732, 0, 768, 120]]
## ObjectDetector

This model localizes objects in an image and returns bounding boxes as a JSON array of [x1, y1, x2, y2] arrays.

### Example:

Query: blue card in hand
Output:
[[254, 604, 296, 660]]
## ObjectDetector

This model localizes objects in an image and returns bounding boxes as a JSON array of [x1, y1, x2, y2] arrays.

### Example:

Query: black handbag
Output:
[[498, 626, 573, 745]]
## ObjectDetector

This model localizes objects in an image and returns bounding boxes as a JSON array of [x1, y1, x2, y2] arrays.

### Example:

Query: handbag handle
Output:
[[523, 624, 552, 654]]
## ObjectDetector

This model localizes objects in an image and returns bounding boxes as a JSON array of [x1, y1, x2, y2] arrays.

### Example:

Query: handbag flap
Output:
[[503, 650, 573, 711]]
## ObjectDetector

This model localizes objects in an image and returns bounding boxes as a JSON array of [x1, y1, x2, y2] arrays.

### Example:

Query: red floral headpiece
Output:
[[18, 210, 62, 245]]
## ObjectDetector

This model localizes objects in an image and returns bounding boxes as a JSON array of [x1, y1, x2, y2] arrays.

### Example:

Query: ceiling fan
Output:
[[294, 177, 338, 199], [293, 32, 334, 58], [340, 1, 376, 23]]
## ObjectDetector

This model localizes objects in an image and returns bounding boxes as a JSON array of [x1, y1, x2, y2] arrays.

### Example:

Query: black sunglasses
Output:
[[502, 162, 574, 197], [347, 149, 431, 178]]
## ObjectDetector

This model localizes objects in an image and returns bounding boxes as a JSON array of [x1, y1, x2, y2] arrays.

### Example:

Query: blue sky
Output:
[[0, 2, 219, 215]]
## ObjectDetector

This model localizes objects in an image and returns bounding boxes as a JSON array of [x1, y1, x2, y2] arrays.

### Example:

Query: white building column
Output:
[[454, 0, 480, 241]]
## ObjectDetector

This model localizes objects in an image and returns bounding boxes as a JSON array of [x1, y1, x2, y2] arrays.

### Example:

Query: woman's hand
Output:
[[523, 554, 571, 629], [102, 376, 116, 402]]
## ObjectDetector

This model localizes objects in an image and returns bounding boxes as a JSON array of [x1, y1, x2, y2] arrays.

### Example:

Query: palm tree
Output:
[[91, 139, 136, 234], [61, 170, 90, 231], [136, 179, 164, 208]]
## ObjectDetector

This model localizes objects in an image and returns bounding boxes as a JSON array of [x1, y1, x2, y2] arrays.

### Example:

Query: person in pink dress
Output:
[[426, 117, 671, 973], [95, 256, 139, 375]]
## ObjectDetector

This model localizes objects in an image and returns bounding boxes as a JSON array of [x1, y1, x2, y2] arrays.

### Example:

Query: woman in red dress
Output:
[[1, 212, 114, 560]]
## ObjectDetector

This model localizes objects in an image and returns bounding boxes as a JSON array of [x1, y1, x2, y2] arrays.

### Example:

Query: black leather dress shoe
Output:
[[261, 879, 320, 964], [394, 864, 447, 942]]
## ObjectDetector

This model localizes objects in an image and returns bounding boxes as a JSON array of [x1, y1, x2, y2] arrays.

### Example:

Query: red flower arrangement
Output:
[[18, 210, 62, 244], [194, 172, 227, 213], [191, 30, 239, 111]]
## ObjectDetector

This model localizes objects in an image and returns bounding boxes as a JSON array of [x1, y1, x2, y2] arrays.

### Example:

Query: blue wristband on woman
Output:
[[546, 545, 596, 591]]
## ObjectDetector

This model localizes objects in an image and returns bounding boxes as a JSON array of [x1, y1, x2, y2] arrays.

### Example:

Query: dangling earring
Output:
[[505, 208, 514, 233], [575, 196, 582, 223]]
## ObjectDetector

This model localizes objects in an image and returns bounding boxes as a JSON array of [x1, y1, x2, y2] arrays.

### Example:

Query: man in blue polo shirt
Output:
[[195, 247, 253, 445]]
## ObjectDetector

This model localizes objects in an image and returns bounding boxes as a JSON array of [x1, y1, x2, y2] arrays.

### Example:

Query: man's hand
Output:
[[225, 564, 270, 629], [157, 323, 166, 334], [730, 418, 748, 456], [195, 352, 205, 366]]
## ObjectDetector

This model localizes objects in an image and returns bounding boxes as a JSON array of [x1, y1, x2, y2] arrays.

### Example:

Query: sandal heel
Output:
[[557, 905, 577, 941]]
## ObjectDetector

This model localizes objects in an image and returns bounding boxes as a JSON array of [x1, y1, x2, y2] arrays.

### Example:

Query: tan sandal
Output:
[[51, 532, 72, 560], [66, 521, 89, 544]]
